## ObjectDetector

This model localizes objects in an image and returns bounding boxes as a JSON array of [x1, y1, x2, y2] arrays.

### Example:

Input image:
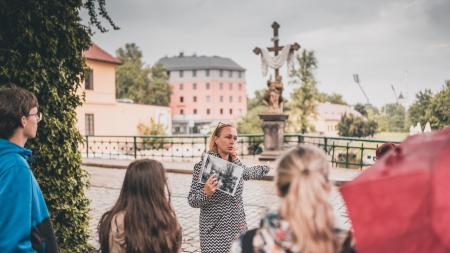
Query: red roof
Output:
[[84, 43, 121, 65]]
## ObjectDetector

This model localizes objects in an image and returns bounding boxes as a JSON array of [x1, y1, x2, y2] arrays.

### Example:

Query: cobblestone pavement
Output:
[[86, 166, 349, 252]]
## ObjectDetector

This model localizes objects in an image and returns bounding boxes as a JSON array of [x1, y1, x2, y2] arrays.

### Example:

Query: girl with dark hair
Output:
[[98, 159, 181, 253], [188, 123, 271, 252]]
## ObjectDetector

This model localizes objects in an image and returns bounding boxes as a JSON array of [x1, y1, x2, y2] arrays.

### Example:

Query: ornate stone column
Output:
[[259, 114, 288, 161]]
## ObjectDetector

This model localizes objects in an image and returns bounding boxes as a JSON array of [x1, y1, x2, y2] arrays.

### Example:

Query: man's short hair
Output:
[[0, 85, 38, 139], [375, 142, 397, 160]]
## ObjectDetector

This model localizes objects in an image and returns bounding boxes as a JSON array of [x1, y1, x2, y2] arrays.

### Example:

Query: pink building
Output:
[[157, 53, 247, 134]]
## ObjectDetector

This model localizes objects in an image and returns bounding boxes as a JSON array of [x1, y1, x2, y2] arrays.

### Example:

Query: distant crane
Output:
[[353, 74, 371, 104], [391, 84, 399, 103], [391, 84, 405, 104]]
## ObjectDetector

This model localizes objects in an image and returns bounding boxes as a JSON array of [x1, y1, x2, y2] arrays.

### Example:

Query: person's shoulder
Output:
[[0, 153, 30, 174]]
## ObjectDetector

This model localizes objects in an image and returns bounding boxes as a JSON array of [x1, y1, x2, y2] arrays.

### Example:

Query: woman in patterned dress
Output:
[[188, 123, 271, 253], [231, 144, 355, 253]]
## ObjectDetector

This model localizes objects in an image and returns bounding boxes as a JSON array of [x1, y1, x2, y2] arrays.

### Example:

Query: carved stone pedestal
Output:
[[258, 114, 289, 161]]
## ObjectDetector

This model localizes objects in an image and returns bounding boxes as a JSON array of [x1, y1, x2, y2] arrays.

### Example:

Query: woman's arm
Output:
[[187, 162, 212, 208], [233, 158, 271, 181]]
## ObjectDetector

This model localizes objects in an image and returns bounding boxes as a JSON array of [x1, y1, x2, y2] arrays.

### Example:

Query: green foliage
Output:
[[0, 0, 119, 251], [354, 103, 368, 117], [116, 43, 171, 106], [318, 92, 348, 105], [337, 113, 378, 137], [407, 89, 433, 127], [381, 103, 407, 132], [428, 85, 450, 128], [237, 90, 265, 134], [287, 49, 319, 133], [137, 118, 166, 149]]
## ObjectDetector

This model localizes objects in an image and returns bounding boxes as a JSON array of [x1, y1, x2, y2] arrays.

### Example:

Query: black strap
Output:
[[241, 228, 258, 253]]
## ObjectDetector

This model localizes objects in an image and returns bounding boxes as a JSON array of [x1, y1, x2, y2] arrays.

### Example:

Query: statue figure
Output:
[[263, 75, 284, 113]]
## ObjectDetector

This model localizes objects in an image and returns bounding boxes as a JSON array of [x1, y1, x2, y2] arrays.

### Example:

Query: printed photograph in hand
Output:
[[199, 154, 244, 196]]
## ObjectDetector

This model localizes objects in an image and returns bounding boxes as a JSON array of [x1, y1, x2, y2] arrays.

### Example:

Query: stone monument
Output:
[[253, 22, 300, 160]]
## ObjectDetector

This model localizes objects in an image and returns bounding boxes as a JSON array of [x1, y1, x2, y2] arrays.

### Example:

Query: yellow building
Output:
[[314, 102, 363, 136], [76, 43, 171, 136]]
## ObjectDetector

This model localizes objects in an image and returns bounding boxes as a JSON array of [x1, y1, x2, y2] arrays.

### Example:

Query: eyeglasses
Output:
[[28, 112, 43, 122]]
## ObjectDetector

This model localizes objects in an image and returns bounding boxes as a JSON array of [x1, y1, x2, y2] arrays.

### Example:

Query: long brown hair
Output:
[[276, 144, 337, 253], [98, 159, 181, 253]]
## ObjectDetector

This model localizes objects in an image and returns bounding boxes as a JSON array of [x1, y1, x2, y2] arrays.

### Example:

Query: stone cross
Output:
[[253, 21, 300, 80]]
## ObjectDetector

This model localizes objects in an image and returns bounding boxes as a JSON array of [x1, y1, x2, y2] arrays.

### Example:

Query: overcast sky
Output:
[[83, 0, 450, 107]]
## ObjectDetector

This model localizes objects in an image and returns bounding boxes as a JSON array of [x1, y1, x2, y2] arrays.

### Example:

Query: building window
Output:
[[206, 82, 210, 89], [166, 71, 170, 78], [229, 83, 232, 90], [239, 96, 242, 103], [238, 83, 242, 90], [85, 113, 94, 136], [229, 70, 232, 78], [206, 108, 211, 115], [175, 126, 180, 133], [179, 70, 184, 77], [229, 96, 233, 102], [180, 96, 184, 103], [180, 109, 184, 115], [206, 96, 211, 102], [180, 83, 183, 90], [220, 108, 223, 115], [220, 96, 223, 102], [193, 83, 197, 90], [85, 68, 93, 90], [193, 96, 197, 102], [220, 83, 224, 90], [219, 70, 223, 77], [193, 109, 197, 114], [193, 70, 197, 77], [238, 71, 242, 78], [206, 69, 210, 77], [229, 108, 233, 115]]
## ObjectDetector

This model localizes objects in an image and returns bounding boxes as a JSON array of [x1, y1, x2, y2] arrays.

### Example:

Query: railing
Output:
[[82, 134, 400, 169]]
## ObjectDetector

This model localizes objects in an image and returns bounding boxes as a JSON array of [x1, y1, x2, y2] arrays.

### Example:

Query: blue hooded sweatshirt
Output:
[[0, 138, 58, 253]]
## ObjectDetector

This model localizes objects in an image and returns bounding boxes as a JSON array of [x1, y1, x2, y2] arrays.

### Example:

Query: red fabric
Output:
[[340, 128, 450, 253]]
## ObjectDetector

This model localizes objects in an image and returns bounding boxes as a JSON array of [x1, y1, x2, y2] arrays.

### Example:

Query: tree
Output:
[[354, 103, 368, 117], [0, 0, 117, 251], [407, 89, 433, 127], [428, 84, 450, 129], [382, 103, 407, 132], [337, 114, 378, 137], [146, 64, 172, 106], [137, 118, 166, 149], [318, 92, 348, 105], [237, 90, 265, 134], [116, 44, 171, 106], [287, 49, 319, 133]]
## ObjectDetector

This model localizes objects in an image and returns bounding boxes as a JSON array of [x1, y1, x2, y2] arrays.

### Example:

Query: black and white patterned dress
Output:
[[188, 152, 271, 253]]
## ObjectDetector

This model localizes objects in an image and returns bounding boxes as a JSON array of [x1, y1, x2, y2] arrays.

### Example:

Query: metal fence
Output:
[[82, 134, 400, 169]]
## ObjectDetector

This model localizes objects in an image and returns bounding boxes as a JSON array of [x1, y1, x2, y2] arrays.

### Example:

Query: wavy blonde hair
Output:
[[276, 144, 337, 253]]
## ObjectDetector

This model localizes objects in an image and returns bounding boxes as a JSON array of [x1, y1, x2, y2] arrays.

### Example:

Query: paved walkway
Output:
[[82, 157, 361, 184], [85, 160, 354, 252]]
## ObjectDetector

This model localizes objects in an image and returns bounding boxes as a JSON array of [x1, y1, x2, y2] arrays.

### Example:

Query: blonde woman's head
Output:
[[276, 144, 337, 253], [208, 122, 237, 155]]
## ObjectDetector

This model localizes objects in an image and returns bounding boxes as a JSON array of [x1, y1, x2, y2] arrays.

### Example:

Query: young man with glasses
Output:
[[0, 86, 58, 252]]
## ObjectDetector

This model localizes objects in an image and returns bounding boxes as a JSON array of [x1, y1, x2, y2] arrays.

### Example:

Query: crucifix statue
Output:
[[254, 22, 300, 160], [253, 22, 300, 114]]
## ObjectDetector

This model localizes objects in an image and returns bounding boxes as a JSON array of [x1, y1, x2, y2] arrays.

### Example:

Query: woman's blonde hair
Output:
[[208, 122, 235, 153], [276, 144, 337, 253]]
